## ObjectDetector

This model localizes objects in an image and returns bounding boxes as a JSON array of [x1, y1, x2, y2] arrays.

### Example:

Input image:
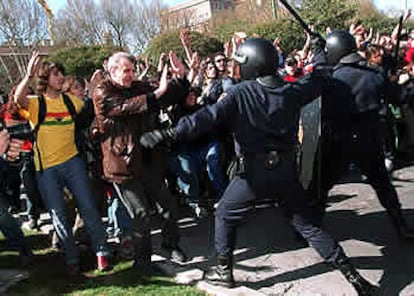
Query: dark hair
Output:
[[7, 85, 34, 116], [214, 52, 226, 58], [62, 75, 85, 93], [365, 44, 383, 61], [214, 52, 227, 63], [36, 61, 65, 94], [285, 56, 297, 66], [189, 86, 202, 97]]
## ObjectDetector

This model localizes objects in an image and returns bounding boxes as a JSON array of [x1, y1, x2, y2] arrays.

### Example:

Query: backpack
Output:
[[33, 93, 77, 172]]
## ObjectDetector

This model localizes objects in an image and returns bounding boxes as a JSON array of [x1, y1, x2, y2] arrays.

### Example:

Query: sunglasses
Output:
[[286, 61, 297, 66], [215, 58, 226, 63]]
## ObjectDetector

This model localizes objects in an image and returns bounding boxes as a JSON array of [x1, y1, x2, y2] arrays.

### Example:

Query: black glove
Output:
[[139, 128, 177, 149]]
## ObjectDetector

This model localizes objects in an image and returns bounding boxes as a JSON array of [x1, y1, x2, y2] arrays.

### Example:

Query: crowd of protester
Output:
[[1, 9, 414, 283]]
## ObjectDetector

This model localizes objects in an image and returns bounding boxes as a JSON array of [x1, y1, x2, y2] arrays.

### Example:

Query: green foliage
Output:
[[359, 14, 397, 35], [144, 31, 223, 62], [247, 20, 305, 53], [50, 45, 117, 79], [300, 0, 358, 31]]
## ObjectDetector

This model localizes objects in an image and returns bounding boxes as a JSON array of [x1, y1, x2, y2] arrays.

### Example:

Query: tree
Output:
[[53, 0, 164, 54], [144, 31, 222, 63], [247, 19, 304, 54], [299, 0, 358, 32], [0, 0, 48, 46], [0, 0, 48, 91], [54, 0, 105, 46], [128, 0, 163, 53], [101, 0, 134, 50], [50, 45, 116, 79]]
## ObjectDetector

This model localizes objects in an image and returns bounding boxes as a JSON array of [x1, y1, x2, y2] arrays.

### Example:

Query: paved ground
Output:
[[3, 164, 414, 295], [156, 165, 414, 296]]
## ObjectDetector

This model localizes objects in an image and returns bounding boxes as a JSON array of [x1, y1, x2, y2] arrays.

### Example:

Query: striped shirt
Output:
[[26, 93, 84, 171]]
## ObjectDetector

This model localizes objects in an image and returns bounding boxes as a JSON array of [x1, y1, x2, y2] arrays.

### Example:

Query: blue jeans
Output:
[[107, 195, 132, 239], [0, 197, 26, 251], [169, 141, 227, 203], [36, 155, 108, 265]]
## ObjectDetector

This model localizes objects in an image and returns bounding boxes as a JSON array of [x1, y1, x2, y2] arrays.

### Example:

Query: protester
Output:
[[92, 51, 189, 274], [14, 52, 110, 275]]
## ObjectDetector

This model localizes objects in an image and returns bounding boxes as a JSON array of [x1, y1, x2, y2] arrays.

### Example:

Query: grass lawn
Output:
[[0, 231, 205, 296]]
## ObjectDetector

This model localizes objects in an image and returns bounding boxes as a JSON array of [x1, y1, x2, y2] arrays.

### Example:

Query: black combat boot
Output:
[[333, 254, 378, 296], [388, 209, 414, 240], [203, 253, 235, 288]]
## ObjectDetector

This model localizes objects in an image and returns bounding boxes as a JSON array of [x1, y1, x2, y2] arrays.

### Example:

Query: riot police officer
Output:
[[140, 38, 377, 295], [313, 30, 414, 239]]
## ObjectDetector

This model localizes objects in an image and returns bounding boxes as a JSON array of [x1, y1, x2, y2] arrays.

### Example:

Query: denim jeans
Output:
[[0, 197, 26, 251], [36, 155, 108, 265], [107, 195, 132, 239], [169, 141, 227, 203]]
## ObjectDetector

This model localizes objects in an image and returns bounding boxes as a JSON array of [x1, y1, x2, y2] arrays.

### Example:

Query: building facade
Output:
[[160, 0, 236, 33], [160, 0, 278, 33]]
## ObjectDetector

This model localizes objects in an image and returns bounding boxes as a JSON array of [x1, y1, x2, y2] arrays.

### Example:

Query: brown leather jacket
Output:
[[92, 75, 189, 184]]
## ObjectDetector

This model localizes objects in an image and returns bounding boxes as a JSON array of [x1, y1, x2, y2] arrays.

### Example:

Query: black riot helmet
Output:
[[233, 38, 279, 80], [325, 30, 357, 65]]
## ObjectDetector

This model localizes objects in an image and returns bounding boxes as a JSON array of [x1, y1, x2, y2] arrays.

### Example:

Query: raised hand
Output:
[[179, 29, 191, 47], [157, 52, 167, 73], [154, 65, 169, 99], [403, 9, 411, 22], [223, 41, 232, 59], [349, 23, 365, 37], [189, 51, 200, 70], [169, 51, 186, 79], [27, 51, 42, 78]]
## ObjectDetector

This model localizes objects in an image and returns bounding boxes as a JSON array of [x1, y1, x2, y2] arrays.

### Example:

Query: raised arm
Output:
[[14, 51, 42, 109], [180, 30, 193, 68], [187, 51, 200, 84], [138, 56, 151, 81], [97, 65, 169, 117]]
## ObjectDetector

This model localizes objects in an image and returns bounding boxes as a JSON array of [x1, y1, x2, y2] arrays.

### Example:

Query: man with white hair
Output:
[[92, 51, 190, 274]]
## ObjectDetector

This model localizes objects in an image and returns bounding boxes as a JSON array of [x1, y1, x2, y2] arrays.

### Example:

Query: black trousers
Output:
[[320, 127, 401, 212], [215, 151, 343, 264], [20, 152, 43, 218], [113, 163, 180, 265]]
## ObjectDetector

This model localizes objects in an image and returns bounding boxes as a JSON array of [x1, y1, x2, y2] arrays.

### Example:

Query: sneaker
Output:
[[97, 255, 111, 271], [160, 244, 188, 263], [106, 227, 114, 238], [28, 218, 38, 230]]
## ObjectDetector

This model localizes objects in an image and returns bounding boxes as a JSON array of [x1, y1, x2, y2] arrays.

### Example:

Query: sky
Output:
[[48, 0, 414, 16]]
